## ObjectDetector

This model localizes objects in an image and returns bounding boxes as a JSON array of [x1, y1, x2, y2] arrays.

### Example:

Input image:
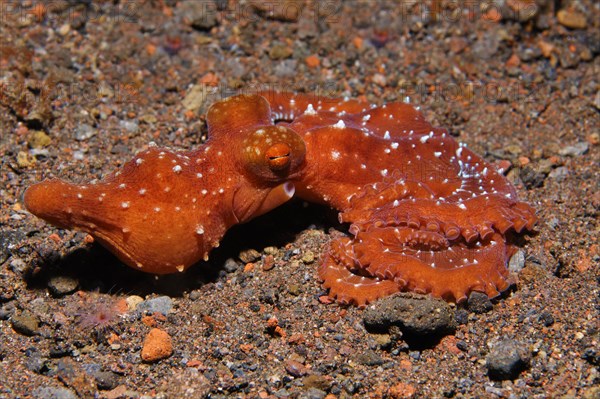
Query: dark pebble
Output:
[[49, 343, 72, 358], [356, 350, 385, 366], [456, 340, 468, 352], [11, 311, 40, 336], [0, 301, 16, 320], [47, 275, 79, 297], [94, 371, 120, 390], [455, 309, 469, 325], [223, 258, 241, 273], [363, 293, 456, 337], [486, 339, 531, 380], [582, 347, 599, 366], [25, 349, 46, 374], [520, 165, 546, 189], [538, 312, 555, 327], [467, 292, 493, 314]]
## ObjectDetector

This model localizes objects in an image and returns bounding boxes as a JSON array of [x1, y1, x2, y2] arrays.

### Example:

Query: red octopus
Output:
[[24, 92, 536, 304]]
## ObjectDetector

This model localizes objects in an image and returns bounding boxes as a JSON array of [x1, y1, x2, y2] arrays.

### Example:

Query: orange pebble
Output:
[[305, 55, 320, 68]]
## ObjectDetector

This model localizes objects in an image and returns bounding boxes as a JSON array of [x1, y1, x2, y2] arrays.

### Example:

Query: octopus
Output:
[[24, 91, 537, 305]]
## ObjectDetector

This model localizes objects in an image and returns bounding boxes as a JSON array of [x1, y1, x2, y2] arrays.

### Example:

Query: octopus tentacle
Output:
[[319, 240, 400, 307]]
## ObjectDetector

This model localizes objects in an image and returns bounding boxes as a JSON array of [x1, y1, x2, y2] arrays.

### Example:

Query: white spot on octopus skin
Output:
[[331, 150, 340, 160], [383, 131, 390, 140], [304, 104, 316, 115], [173, 165, 182, 173], [332, 120, 346, 129], [136, 158, 143, 165], [121, 202, 130, 209]]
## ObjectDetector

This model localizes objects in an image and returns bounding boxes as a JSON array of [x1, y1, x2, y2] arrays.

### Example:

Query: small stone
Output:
[[27, 130, 51, 149], [301, 250, 315, 264], [363, 293, 456, 338], [180, 1, 218, 30], [284, 359, 308, 377], [288, 284, 302, 296], [119, 120, 139, 133], [182, 84, 209, 112], [239, 248, 261, 263], [356, 350, 385, 366], [11, 310, 40, 336], [136, 296, 173, 316], [58, 23, 71, 36], [17, 151, 35, 167], [223, 258, 241, 273], [269, 44, 293, 60], [94, 371, 120, 390], [75, 124, 96, 141], [559, 142, 589, 157], [139, 114, 157, 124], [141, 328, 173, 362], [508, 249, 526, 273], [548, 166, 568, 181], [47, 275, 79, 297], [467, 292, 493, 314], [557, 9, 587, 29], [486, 339, 531, 380], [303, 374, 331, 391], [33, 387, 78, 399], [125, 295, 144, 311]]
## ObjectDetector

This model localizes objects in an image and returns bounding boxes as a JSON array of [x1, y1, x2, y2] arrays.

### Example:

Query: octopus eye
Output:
[[265, 143, 291, 171]]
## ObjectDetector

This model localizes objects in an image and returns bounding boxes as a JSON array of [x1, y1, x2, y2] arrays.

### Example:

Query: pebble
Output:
[[269, 44, 293, 60], [303, 375, 331, 391], [486, 339, 531, 380], [180, 1, 218, 30], [182, 84, 209, 112], [141, 328, 173, 362], [33, 387, 78, 399], [285, 359, 308, 377], [74, 124, 96, 141], [467, 292, 493, 314], [125, 295, 144, 311], [119, 120, 139, 133], [136, 296, 173, 316], [17, 151, 35, 167], [508, 249, 526, 273], [47, 275, 79, 297], [11, 310, 40, 336], [223, 258, 241, 273], [363, 293, 456, 337], [559, 142, 589, 157], [548, 166, 569, 181], [301, 250, 315, 264], [239, 248, 261, 263], [557, 9, 587, 29], [27, 130, 51, 149]]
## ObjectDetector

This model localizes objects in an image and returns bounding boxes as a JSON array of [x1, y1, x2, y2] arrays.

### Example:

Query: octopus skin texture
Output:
[[24, 91, 537, 305]]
